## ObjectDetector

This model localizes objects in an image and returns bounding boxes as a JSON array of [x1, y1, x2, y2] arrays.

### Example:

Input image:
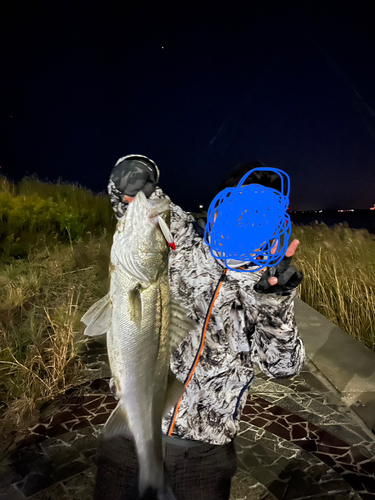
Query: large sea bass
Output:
[[81, 190, 197, 499]]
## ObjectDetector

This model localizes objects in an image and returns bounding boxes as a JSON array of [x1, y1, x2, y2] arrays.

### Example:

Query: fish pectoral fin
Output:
[[129, 285, 142, 327], [102, 402, 131, 438], [169, 298, 199, 352], [163, 369, 185, 416], [81, 293, 112, 337]]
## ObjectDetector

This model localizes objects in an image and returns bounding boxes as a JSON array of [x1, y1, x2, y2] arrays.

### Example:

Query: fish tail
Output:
[[138, 440, 176, 500], [141, 484, 177, 500]]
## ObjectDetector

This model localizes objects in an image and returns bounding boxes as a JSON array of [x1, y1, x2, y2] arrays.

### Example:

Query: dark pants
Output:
[[93, 435, 238, 500]]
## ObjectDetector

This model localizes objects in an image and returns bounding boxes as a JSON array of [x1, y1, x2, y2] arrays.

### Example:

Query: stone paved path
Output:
[[1, 338, 375, 500]]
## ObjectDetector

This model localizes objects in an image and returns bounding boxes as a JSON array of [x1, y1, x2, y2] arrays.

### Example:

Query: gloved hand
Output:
[[254, 239, 303, 295], [110, 155, 159, 200]]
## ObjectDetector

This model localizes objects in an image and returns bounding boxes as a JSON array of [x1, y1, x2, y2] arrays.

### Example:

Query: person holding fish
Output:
[[88, 155, 305, 500]]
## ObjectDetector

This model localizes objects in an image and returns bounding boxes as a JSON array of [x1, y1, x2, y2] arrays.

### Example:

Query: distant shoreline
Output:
[[190, 209, 375, 236]]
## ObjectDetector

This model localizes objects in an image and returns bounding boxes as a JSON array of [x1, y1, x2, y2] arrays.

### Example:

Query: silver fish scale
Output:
[[106, 191, 173, 492]]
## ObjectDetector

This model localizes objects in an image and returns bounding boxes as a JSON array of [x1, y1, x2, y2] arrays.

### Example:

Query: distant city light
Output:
[[199, 205, 203, 209]]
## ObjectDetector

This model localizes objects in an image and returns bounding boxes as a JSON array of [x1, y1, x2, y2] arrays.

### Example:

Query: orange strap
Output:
[[168, 268, 228, 436]]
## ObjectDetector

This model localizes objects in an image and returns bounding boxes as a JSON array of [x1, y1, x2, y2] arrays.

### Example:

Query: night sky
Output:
[[1, 1, 375, 212]]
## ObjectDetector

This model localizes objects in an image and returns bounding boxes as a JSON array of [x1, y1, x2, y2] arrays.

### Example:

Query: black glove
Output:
[[254, 255, 303, 295]]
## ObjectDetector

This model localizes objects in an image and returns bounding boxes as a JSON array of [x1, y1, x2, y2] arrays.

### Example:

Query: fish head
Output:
[[113, 190, 171, 283]]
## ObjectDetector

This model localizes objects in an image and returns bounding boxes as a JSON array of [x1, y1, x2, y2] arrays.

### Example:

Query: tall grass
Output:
[[293, 220, 375, 350], [0, 175, 115, 447], [0, 175, 374, 447], [0, 174, 115, 259]]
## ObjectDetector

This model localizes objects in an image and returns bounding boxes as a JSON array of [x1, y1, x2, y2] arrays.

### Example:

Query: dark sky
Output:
[[1, 1, 375, 212]]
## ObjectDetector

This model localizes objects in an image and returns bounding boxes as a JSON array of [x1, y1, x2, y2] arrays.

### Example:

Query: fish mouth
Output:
[[148, 210, 168, 222], [145, 197, 170, 225]]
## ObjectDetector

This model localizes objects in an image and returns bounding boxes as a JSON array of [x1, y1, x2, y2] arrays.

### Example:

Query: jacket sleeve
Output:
[[251, 287, 306, 378]]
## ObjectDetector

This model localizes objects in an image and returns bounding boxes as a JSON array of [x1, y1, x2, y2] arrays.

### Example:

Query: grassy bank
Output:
[[0, 176, 115, 445], [0, 176, 374, 444]]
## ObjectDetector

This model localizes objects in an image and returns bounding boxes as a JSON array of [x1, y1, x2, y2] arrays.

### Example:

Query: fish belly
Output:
[[108, 268, 171, 492]]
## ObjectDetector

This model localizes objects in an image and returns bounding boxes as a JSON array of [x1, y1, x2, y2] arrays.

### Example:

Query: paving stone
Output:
[[360, 460, 375, 475], [48, 411, 75, 428], [29, 456, 56, 476], [71, 434, 98, 453], [251, 380, 294, 394], [268, 378, 295, 388], [72, 419, 91, 431], [320, 424, 368, 446], [61, 467, 96, 493], [58, 432, 79, 444], [360, 494, 375, 500], [14, 471, 56, 497], [40, 438, 67, 454], [250, 465, 279, 487], [14, 434, 44, 450], [74, 427, 95, 437], [71, 406, 93, 418], [267, 479, 290, 499], [361, 475, 375, 494], [47, 448, 81, 467], [267, 463, 285, 478], [28, 482, 69, 500], [90, 413, 109, 425], [52, 461, 90, 482], [295, 409, 328, 426], [307, 398, 342, 417], [91, 405, 109, 415], [0, 465, 21, 488], [275, 456, 290, 470], [83, 395, 105, 404], [322, 412, 353, 425], [235, 435, 255, 449], [282, 473, 321, 498], [252, 446, 280, 466], [8, 458, 33, 477], [347, 424, 375, 441], [230, 469, 277, 500], [312, 494, 359, 500], [2, 332, 375, 500], [83, 399, 103, 411], [0, 484, 26, 500], [298, 372, 332, 393], [30, 424, 48, 436], [46, 424, 70, 439], [11, 444, 44, 462], [82, 448, 97, 458], [236, 449, 260, 469], [269, 397, 305, 415]]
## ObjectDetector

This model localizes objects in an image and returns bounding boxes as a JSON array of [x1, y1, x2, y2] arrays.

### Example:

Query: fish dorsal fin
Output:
[[163, 369, 185, 417], [81, 293, 112, 337], [170, 298, 198, 353]]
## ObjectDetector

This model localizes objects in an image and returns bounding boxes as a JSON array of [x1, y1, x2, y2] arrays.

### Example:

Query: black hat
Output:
[[108, 154, 160, 220], [110, 154, 160, 198]]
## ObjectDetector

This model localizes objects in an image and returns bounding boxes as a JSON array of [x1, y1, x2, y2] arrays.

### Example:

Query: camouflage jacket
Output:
[[110, 186, 306, 446]]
